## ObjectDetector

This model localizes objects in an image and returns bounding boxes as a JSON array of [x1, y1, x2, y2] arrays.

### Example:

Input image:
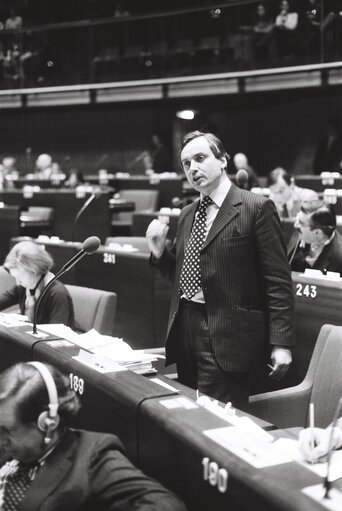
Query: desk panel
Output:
[[0, 323, 59, 373], [32, 340, 176, 463], [139, 397, 325, 511], [75, 246, 171, 348], [85, 175, 183, 208], [0, 189, 112, 243], [295, 175, 342, 192]]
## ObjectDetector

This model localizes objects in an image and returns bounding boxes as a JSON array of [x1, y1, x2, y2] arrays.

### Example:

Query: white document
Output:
[[38, 324, 79, 342], [274, 438, 342, 482], [204, 427, 293, 468]]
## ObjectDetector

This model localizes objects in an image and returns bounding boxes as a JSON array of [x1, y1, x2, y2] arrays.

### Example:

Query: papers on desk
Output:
[[42, 328, 157, 374], [0, 312, 29, 328], [107, 242, 138, 253], [302, 485, 342, 511], [274, 438, 342, 482], [204, 427, 292, 468]]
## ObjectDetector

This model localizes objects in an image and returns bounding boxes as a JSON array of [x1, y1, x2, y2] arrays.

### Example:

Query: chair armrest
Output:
[[247, 380, 312, 429]]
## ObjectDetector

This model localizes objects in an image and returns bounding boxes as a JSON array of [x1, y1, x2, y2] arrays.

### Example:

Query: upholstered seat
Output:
[[65, 284, 117, 336], [248, 324, 342, 429]]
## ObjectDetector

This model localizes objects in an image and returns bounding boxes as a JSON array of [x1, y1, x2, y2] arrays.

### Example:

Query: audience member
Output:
[[146, 131, 294, 409], [313, 121, 342, 174], [34, 153, 54, 178], [0, 362, 186, 511], [1, 156, 18, 175], [0, 241, 75, 327], [252, 3, 276, 62], [274, 0, 299, 59], [288, 202, 342, 275], [4, 8, 22, 31], [268, 167, 318, 218], [232, 152, 260, 188], [150, 132, 171, 173], [299, 418, 342, 463]]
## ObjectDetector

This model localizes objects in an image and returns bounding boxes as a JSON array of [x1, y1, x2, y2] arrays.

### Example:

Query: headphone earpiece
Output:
[[37, 411, 60, 433], [28, 361, 60, 444]]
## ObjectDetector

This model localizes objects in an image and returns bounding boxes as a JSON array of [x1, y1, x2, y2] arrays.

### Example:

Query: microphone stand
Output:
[[72, 193, 96, 242], [32, 250, 86, 335], [323, 396, 342, 498]]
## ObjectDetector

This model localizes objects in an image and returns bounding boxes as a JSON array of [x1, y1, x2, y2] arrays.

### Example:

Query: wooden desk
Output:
[[0, 188, 113, 243], [85, 174, 184, 208], [295, 175, 342, 192], [139, 395, 332, 511], [32, 340, 176, 463]]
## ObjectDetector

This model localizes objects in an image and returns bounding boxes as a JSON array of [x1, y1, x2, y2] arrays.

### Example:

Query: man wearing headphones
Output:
[[0, 362, 186, 511]]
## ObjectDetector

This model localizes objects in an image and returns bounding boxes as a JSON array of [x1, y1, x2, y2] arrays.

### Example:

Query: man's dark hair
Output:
[[268, 167, 292, 186], [0, 363, 80, 426], [301, 201, 336, 237], [181, 131, 230, 170]]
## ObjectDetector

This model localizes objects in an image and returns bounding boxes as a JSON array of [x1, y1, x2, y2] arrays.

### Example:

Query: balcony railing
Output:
[[0, 1, 341, 90]]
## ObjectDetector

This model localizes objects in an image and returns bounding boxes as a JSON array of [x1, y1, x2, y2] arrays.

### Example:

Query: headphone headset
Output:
[[28, 361, 60, 444]]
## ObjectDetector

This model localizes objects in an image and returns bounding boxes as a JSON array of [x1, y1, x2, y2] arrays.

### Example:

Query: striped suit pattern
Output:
[[153, 183, 295, 374]]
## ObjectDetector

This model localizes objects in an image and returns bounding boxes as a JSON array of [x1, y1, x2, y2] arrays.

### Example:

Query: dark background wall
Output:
[[2, 85, 341, 176]]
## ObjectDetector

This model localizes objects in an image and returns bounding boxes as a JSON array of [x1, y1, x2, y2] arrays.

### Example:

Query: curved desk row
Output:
[[0, 321, 337, 511]]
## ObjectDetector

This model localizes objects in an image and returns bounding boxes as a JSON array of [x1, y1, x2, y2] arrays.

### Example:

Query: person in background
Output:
[[146, 131, 294, 409], [5, 8, 22, 31], [268, 167, 318, 218], [34, 153, 54, 178], [299, 418, 342, 463], [150, 132, 170, 173], [313, 121, 342, 175], [0, 241, 74, 327], [288, 201, 342, 275], [0, 362, 186, 511], [274, 0, 299, 58], [232, 152, 260, 189]]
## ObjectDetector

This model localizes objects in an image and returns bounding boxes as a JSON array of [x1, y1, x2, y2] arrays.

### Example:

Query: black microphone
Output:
[[288, 236, 301, 266], [236, 169, 249, 190], [323, 396, 342, 498], [32, 236, 100, 334]]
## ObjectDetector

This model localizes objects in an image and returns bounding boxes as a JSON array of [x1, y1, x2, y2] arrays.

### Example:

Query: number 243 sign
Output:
[[296, 283, 317, 298]]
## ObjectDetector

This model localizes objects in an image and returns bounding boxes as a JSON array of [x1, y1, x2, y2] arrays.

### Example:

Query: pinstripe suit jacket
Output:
[[153, 184, 295, 372]]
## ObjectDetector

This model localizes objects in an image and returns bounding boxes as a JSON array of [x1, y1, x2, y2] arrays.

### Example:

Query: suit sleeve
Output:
[[255, 198, 295, 347], [89, 436, 187, 511], [0, 285, 20, 311]]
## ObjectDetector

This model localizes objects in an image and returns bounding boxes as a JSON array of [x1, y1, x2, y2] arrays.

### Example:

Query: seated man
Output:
[[268, 167, 318, 218], [288, 202, 342, 275], [0, 362, 186, 511], [299, 418, 342, 463]]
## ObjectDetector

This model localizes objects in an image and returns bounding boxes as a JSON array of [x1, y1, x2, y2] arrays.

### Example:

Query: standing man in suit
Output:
[[146, 131, 295, 408], [0, 362, 186, 511]]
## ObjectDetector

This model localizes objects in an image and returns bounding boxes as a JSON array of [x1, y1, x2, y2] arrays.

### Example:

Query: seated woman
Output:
[[0, 241, 74, 327]]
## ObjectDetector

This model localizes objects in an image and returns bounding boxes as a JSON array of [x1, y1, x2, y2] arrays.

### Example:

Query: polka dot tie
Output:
[[180, 196, 212, 300], [2, 464, 31, 510]]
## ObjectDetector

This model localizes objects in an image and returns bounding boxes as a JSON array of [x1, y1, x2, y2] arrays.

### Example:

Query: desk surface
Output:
[[0, 319, 340, 511]]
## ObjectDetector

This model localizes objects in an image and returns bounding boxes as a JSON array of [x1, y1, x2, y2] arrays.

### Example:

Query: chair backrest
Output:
[[105, 236, 149, 252], [308, 324, 342, 427], [27, 207, 54, 221], [65, 284, 117, 336], [114, 189, 159, 223]]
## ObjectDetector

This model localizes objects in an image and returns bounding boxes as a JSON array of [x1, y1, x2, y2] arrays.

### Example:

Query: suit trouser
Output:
[[175, 299, 251, 410]]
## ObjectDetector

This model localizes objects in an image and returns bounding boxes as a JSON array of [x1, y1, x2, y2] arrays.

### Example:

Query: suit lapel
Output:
[[183, 199, 199, 246], [20, 430, 77, 511], [202, 183, 242, 249]]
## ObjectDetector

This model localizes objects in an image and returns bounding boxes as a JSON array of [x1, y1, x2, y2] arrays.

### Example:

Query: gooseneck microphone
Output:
[[323, 396, 342, 498], [236, 169, 249, 190], [73, 189, 101, 242], [32, 236, 101, 334]]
